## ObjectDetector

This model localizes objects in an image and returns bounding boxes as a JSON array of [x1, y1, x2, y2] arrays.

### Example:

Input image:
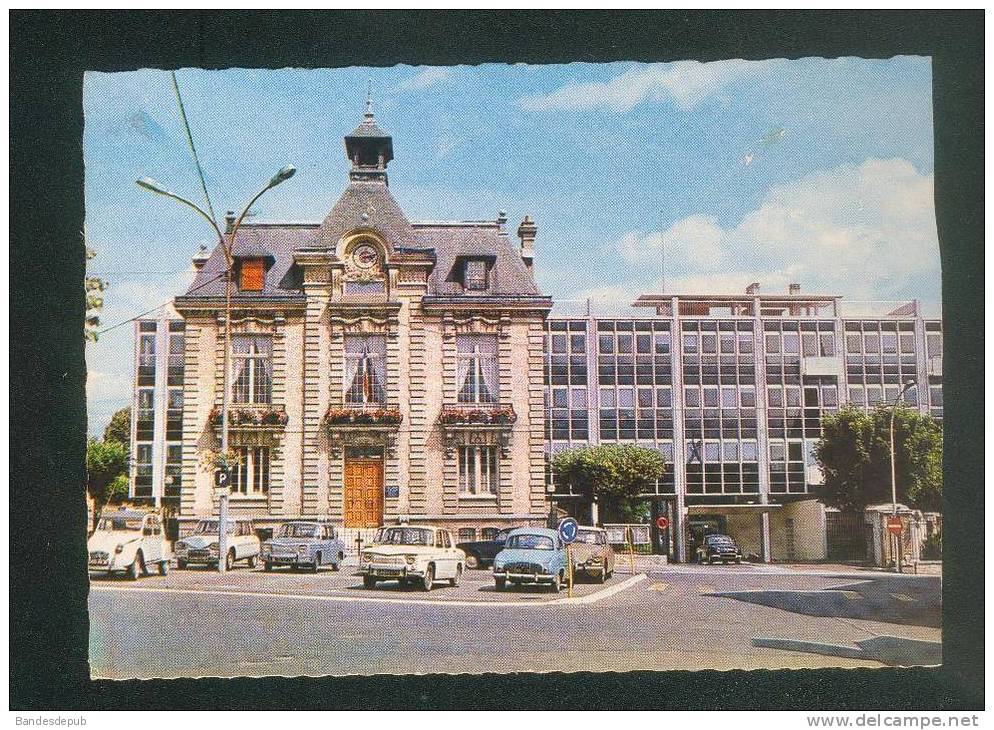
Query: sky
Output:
[[83, 57, 939, 435]]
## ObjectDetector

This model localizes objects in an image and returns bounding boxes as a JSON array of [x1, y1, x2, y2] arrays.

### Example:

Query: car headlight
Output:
[[261, 545, 271, 555], [209, 544, 219, 555], [404, 555, 416, 566], [176, 541, 188, 551], [362, 553, 373, 564], [115, 545, 125, 554], [298, 545, 308, 556]]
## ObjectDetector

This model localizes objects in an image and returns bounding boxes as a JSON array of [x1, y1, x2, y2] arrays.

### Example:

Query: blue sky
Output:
[[84, 57, 939, 435]]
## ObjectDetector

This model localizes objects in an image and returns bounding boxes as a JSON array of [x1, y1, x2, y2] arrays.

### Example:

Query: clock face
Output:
[[352, 243, 379, 269]]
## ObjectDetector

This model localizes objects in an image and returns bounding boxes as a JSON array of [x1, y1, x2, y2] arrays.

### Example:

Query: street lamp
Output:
[[889, 377, 917, 573], [137, 166, 296, 572]]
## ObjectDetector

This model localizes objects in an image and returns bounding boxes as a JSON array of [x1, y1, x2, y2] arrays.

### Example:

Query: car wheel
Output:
[[247, 555, 258, 569], [225, 549, 235, 571], [735, 558, 742, 565], [264, 560, 273, 572], [158, 560, 169, 576], [597, 568, 606, 584], [363, 576, 377, 589], [127, 552, 143, 581], [312, 553, 321, 573], [177, 560, 187, 570], [420, 564, 435, 592], [495, 577, 506, 591], [465, 553, 479, 570], [550, 572, 561, 593], [450, 564, 462, 587]]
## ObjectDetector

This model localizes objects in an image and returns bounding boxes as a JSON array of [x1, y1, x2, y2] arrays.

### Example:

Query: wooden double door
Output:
[[344, 454, 384, 528]]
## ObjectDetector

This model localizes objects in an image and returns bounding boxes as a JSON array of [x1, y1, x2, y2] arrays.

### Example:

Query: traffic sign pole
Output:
[[626, 526, 636, 575], [566, 544, 573, 598], [558, 518, 579, 598]]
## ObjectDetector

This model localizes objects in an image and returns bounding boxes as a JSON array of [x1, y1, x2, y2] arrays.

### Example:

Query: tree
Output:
[[551, 445, 668, 523], [85, 244, 107, 342], [86, 438, 128, 529], [103, 406, 131, 447], [814, 404, 942, 513]]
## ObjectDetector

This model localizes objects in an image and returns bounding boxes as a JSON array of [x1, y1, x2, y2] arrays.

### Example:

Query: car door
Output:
[[435, 531, 453, 579]]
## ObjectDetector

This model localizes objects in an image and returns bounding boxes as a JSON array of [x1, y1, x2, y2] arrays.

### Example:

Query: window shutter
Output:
[[240, 258, 265, 291]]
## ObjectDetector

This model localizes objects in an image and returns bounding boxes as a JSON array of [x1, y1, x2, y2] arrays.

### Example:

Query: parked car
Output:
[[359, 525, 465, 591], [456, 527, 515, 569], [492, 527, 569, 592], [571, 526, 615, 583], [88, 509, 169, 580], [696, 534, 743, 564], [261, 520, 345, 572], [174, 518, 260, 570]]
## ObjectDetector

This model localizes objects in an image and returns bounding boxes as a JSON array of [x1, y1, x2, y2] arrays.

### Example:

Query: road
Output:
[[88, 562, 941, 679]]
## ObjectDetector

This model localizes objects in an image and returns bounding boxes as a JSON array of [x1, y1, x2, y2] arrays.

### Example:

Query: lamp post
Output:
[[889, 378, 917, 573], [137, 166, 296, 572]]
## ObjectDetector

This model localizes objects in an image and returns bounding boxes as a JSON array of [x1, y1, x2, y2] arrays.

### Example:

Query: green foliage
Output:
[[86, 438, 128, 504], [106, 473, 130, 504], [551, 445, 668, 517], [85, 244, 107, 342], [921, 531, 942, 560], [814, 404, 942, 513], [103, 407, 131, 447]]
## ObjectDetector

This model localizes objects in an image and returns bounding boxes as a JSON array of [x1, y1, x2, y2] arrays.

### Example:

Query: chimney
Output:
[[192, 244, 209, 271], [225, 210, 236, 234], [517, 215, 537, 273], [496, 209, 508, 229], [789, 283, 801, 296], [746, 282, 760, 295]]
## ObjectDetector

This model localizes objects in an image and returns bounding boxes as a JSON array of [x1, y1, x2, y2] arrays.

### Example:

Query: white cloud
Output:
[[393, 68, 453, 93], [594, 157, 939, 305], [519, 60, 775, 113]]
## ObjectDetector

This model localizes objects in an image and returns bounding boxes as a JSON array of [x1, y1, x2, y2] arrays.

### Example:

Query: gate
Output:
[[826, 511, 870, 562]]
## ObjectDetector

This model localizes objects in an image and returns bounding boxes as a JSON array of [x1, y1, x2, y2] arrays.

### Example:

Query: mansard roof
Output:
[[313, 181, 420, 250]]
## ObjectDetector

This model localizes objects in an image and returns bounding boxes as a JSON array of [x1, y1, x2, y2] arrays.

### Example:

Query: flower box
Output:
[[209, 405, 288, 427], [438, 405, 516, 426], [322, 407, 403, 427]]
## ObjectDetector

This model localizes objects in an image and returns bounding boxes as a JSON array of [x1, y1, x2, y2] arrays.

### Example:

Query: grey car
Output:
[[261, 520, 345, 572]]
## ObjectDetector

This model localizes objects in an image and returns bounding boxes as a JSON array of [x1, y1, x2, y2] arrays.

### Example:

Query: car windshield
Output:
[[706, 536, 734, 545], [278, 524, 319, 539], [97, 517, 143, 531], [575, 529, 602, 545], [507, 534, 555, 550], [375, 527, 433, 546], [195, 520, 236, 535]]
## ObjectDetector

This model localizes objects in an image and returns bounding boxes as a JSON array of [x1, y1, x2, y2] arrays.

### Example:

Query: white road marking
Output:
[[548, 574, 646, 605], [90, 574, 647, 609]]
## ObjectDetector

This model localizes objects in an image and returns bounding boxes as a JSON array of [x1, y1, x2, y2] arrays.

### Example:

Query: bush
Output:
[[921, 531, 942, 560]]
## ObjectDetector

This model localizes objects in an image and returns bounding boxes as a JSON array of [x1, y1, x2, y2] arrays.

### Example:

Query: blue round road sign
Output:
[[558, 517, 579, 544]]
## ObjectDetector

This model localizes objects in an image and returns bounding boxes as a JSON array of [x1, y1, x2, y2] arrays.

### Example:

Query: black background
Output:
[[10, 10, 984, 710]]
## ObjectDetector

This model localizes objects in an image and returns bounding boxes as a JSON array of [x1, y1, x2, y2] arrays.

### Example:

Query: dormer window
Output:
[[239, 258, 266, 292], [464, 259, 488, 291]]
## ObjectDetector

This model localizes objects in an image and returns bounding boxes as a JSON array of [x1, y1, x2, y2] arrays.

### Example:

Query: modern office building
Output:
[[129, 305, 185, 513], [543, 290, 942, 562]]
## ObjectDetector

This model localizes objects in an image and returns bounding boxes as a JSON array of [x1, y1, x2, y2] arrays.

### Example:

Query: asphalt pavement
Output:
[[88, 562, 941, 679]]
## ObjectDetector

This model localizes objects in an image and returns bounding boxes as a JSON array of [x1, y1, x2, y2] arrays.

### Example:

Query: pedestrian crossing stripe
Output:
[[837, 590, 862, 599], [648, 582, 668, 592]]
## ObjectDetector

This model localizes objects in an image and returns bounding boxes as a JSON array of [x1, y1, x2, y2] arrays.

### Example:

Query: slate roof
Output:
[[417, 222, 541, 296], [313, 182, 420, 250], [181, 224, 316, 300], [180, 184, 543, 300]]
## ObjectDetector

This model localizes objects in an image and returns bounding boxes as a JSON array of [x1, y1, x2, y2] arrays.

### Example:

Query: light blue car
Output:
[[261, 520, 345, 572], [492, 527, 568, 592]]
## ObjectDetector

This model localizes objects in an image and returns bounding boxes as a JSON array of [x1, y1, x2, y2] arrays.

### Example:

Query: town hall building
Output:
[[169, 104, 553, 538]]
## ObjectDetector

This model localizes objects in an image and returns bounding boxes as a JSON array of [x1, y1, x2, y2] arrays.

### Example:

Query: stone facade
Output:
[[172, 106, 551, 538]]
